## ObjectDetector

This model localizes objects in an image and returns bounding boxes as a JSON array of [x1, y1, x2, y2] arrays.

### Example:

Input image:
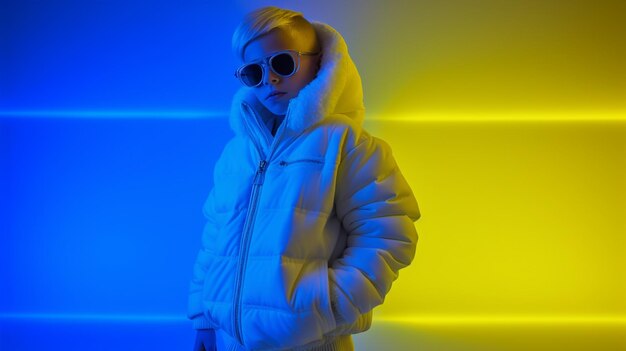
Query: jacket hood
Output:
[[229, 21, 365, 136]]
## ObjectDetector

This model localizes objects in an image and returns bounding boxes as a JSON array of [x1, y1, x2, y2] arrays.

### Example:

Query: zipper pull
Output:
[[253, 160, 268, 185]]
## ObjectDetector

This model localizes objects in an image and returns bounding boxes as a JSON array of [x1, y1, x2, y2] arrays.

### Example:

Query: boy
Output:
[[188, 6, 420, 351]]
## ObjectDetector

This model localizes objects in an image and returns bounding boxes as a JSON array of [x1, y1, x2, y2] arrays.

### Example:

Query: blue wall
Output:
[[2, 117, 232, 316], [1, 0, 242, 112], [2, 4, 252, 347], [1, 115, 233, 349]]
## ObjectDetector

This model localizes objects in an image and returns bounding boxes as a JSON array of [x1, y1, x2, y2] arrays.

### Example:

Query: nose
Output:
[[262, 65, 280, 85]]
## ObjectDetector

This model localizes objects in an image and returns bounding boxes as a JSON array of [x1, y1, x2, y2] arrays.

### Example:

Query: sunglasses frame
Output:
[[234, 49, 321, 88]]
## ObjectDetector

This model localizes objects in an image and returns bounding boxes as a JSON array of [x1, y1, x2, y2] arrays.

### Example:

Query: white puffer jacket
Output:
[[188, 21, 421, 351]]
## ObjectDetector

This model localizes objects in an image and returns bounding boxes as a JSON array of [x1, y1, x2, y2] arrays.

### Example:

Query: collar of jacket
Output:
[[228, 21, 366, 138]]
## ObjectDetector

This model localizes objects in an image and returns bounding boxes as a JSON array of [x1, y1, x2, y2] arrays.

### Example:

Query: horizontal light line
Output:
[[0, 312, 187, 322], [369, 110, 626, 122], [375, 315, 626, 324], [0, 110, 624, 121], [0, 110, 229, 118], [1, 313, 625, 324]]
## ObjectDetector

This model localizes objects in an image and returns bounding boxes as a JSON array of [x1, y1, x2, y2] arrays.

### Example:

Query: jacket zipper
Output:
[[241, 102, 270, 156], [231, 159, 267, 349], [231, 103, 291, 349]]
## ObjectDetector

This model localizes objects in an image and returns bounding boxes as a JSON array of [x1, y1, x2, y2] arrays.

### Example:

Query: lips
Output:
[[266, 91, 286, 100]]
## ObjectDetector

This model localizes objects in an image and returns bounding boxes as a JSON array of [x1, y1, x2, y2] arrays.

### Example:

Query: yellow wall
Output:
[[365, 118, 626, 321], [258, 0, 625, 114]]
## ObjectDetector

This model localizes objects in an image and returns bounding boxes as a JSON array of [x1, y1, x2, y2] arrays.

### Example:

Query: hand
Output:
[[193, 329, 216, 351]]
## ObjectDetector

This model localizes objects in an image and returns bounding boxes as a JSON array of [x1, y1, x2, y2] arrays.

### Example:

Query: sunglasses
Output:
[[234, 49, 321, 87]]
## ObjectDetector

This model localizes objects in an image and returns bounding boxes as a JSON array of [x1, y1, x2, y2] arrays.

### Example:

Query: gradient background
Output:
[[1, 0, 625, 350]]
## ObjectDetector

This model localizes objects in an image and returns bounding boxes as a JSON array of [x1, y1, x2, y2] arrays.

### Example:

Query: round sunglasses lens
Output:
[[240, 64, 263, 86], [271, 53, 296, 76]]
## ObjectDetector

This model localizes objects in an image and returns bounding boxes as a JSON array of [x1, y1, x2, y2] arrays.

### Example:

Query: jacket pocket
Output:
[[278, 157, 325, 167], [239, 259, 338, 350]]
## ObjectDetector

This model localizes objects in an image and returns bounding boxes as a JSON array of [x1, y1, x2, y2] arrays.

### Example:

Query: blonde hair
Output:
[[232, 6, 319, 61]]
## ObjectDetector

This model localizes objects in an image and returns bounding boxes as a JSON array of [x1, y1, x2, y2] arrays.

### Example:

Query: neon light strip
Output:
[[0, 312, 187, 322], [1, 313, 624, 324], [0, 110, 624, 121], [0, 110, 228, 118], [373, 111, 626, 122], [375, 315, 626, 324]]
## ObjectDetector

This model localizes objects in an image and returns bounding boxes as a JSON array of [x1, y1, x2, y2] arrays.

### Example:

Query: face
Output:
[[242, 27, 321, 116]]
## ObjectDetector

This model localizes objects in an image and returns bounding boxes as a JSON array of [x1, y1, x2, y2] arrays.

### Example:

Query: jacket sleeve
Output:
[[187, 187, 220, 330], [330, 132, 421, 325]]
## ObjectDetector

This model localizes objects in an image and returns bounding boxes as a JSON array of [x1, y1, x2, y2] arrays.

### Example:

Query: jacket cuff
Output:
[[192, 315, 216, 330]]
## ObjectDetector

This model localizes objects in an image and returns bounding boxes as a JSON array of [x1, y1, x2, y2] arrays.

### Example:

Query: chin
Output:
[[265, 104, 288, 116]]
